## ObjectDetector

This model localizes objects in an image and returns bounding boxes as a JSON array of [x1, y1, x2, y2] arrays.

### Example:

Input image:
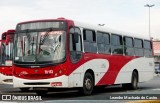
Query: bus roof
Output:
[[1, 30, 15, 40], [74, 21, 150, 40], [17, 18, 68, 24], [16, 18, 150, 40]]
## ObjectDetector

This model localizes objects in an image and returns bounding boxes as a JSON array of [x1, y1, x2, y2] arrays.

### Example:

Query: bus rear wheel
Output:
[[130, 71, 138, 90], [80, 72, 94, 95], [122, 71, 138, 90]]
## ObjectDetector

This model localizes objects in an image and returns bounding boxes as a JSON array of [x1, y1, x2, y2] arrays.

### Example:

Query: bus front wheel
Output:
[[80, 72, 94, 95]]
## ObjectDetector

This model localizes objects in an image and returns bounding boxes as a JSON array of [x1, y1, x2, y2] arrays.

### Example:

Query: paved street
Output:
[[0, 75, 160, 103]]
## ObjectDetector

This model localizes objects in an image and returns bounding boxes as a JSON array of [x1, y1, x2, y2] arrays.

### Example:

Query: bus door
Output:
[[69, 27, 82, 87]]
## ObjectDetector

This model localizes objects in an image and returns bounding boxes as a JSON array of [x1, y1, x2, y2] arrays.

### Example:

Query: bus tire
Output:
[[20, 88, 30, 92], [130, 71, 138, 90], [122, 71, 138, 90], [80, 72, 94, 95]]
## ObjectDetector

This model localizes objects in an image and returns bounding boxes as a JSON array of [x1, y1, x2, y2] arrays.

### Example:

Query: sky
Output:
[[0, 0, 160, 39]]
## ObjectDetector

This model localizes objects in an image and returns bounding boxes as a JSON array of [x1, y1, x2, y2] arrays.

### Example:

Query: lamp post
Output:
[[144, 4, 155, 38], [98, 24, 105, 26]]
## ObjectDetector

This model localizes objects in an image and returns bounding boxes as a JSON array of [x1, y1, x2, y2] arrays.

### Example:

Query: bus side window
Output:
[[1, 43, 6, 65], [123, 36, 134, 56], [83, 29, 97, 53], [144, 40, 152, 57], [134, 38, 144, 57], [97, 32, 110, 54], [70, 27, 82, 63], [111, 34, 123, 55]]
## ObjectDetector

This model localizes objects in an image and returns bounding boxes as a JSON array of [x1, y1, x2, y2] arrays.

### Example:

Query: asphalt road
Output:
[[0, 75, 160, 103]]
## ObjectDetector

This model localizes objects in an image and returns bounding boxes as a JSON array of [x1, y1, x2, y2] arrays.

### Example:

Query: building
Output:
[[153, 41, 160, 62]]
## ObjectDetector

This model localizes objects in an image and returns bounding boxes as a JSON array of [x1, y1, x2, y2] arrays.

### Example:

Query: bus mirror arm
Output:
[[73, 33, 79, 43], [6, 35, 10, 45]]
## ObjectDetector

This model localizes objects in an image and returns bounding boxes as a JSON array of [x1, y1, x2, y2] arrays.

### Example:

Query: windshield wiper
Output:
[[40, 28, 53, 45], [25, 29, 32, 44], [36, 28, 53, 62]]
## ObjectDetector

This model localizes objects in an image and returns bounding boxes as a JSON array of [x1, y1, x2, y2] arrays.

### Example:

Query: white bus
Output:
[[13, 18, 154, 95]]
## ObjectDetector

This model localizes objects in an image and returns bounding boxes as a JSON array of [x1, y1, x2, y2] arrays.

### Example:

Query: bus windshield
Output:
[[14, 30, 66, 64], [14, 21, 67, 65], [0, 41, 13, 66]]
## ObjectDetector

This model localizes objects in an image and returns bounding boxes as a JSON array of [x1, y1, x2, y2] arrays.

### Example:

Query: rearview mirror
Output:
[[5, 60, 12, 66], [6, 35, 10, 45], [73, 33, 79, 43]]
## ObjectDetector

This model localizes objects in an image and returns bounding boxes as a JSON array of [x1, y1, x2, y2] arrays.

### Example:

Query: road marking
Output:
[[155, 74, 160, 76], [152, 88, 160, 91], [126, 100, 160, 103], [0, 93, 36, 95]]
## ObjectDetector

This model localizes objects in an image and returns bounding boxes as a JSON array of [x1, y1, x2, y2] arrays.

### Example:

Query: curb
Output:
[[127, 100, 160, 103]]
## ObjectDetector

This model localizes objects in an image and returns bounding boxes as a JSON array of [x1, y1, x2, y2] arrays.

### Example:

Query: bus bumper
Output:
[[13, 75, 69, 88], [0, 73, 13, 84]]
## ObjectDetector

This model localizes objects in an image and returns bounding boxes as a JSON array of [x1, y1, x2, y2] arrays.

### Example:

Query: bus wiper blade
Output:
[[25, 29, 31, 44], [36, 28, 53, 62], [40, 28, 53, 45]]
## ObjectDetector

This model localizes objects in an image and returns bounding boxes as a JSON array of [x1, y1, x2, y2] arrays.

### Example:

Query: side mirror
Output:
[[73, 33, 79, 43], [6, 35, 10, 45]]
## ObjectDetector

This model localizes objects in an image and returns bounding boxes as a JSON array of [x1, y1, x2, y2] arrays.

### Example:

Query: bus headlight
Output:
[[59, 70, 62, 74], [55, 73, 58, 77]]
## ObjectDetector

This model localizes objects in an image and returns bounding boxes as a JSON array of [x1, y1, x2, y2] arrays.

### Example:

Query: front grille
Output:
[[24, 74, 51, 79], [24, 82, 50, 85]]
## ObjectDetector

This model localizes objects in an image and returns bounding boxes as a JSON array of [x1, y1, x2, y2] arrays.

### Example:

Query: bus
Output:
[[0, 30, 15, 84], [12, 18, 154, 95]]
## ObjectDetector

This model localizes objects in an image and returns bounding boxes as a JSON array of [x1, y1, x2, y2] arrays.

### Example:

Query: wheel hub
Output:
[[85, 78, 92, 90]]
